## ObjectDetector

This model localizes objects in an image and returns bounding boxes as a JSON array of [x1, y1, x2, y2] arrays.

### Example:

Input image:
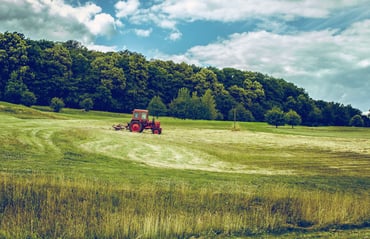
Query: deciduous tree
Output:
[[148, 96, 167, 118], [79, 98, 94, 112], [228, 103, 254, 122], [169, 88, 191, 119], [201, 89, 218, 120], [50, 97, 65, 112], [349, 114, 364, 127], [265, 107, 285, 128], [285, 109, 302, 128], [21, 91, 37, 107]]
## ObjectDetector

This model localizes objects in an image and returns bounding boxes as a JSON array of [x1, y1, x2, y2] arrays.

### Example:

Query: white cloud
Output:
[[123, 0, 370, 43], [156, 19, 370, 111], [115, 0, 140, 18], [156, 18, 177, 29], [134, 28, 152, 37], [358, 59, 370, 68], [154, 0, 366, 22], [168, 31, 182, 41], [0, 0, 119, 44], [86, 13, 117, 36], [126, 7, 179, 40], [129, 10, 177, 30]]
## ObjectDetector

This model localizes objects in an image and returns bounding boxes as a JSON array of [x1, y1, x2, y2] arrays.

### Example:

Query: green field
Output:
[[0, 102, 369, 238]]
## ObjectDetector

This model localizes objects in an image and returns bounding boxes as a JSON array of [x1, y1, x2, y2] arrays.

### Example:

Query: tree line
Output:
[[0, 32, 368, 127]]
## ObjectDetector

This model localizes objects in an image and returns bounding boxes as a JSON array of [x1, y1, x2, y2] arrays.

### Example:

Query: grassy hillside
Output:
[[0, 102, 369, 238]]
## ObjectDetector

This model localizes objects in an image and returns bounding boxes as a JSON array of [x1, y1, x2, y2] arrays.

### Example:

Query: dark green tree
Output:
[[91, 53, 126, 110], [169, 88, 191, 119], [191, 68, 219, 96], [349, 114, 364, 127], [214, 90, 234, 120], [148, 96, 167, 118], [228, 85, 247, 105], [228, 103, 254, 122], [249, 103, 265, 122], [0, 32, 365, 127], [0, 32, 29, 99], [4, 70, 28, 103], [147, 60, 169, 102], [284, 96, 297, 112], [63, 40, 90, 77], [94, 85, 113, 110], [4, 65, 36, 105], [257, 75, 284, 104], [21, 91, 37, 107], [33, 44, 72, 105], [62, 40, 91, 108], [221, 68, 245, 88], [189, 92, 204, 120], [50, 97, 65, 112], [296, 94, 314, 124], [79, 98, 94, 112], [243, 79, 265, 105], [201, 89, 218, 120], [306, 105, 322, 126], [119, 52, 148, 111], [285, 109, 302, 128], [265, 107, 285, 128]]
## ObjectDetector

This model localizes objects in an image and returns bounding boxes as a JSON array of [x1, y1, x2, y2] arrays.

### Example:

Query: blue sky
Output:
[[1, 0, 370, 112]]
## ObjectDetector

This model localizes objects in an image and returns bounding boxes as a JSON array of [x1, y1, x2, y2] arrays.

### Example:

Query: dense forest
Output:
[[1, 32, 368, 126]]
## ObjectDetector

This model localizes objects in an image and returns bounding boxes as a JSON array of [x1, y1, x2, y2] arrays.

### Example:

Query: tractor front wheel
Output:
[[129, 121, 142, 132], [152, 128, 162, 134]]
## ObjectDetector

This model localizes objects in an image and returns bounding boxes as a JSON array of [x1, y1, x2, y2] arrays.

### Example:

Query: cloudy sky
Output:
[[1, 0, 370, 111]]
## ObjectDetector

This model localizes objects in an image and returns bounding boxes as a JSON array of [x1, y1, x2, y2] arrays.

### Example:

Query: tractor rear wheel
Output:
[[129, 121, 142, 132]]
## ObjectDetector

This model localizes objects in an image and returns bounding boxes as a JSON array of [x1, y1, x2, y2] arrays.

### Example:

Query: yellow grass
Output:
[[0, 173, 369, 238]]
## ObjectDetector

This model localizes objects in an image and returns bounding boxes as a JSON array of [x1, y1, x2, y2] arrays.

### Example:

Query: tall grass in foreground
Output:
[[0, 173, 368, 238]]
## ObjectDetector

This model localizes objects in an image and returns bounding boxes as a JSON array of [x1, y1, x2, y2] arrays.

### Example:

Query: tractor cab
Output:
[[132, 109, 148, 122]]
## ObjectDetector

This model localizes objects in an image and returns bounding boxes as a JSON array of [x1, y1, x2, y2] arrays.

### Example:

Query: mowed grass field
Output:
[[0, 101, 369, 238]]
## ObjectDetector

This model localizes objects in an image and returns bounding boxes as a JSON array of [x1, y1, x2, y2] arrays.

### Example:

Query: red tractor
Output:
[[127, 109, 162, 134]]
